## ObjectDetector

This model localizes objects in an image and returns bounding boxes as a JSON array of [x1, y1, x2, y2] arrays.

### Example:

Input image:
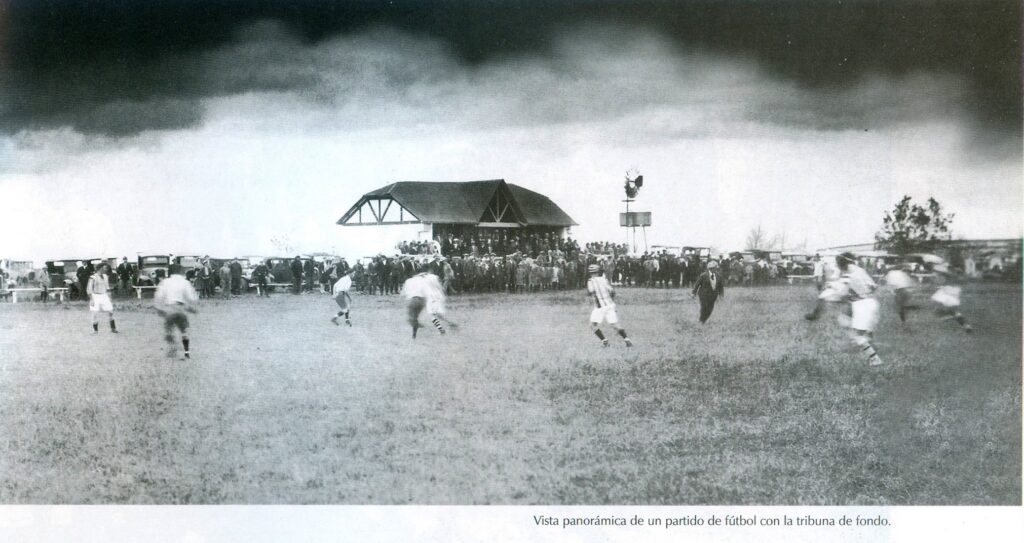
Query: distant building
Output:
[[819, 238, 1022, 278], [337, 179, 577, 242]]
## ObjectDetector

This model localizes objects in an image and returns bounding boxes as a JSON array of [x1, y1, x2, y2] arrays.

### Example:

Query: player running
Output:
[[931, 262, 972, 333], [883, 264, 919, 323], [331, 270, 353, 327], [402, 271, 457, 339], [586, 263, 632, 347], [821, 252, 883, 366], [153, 271, 199, 360], [87, 264, 118, 334]]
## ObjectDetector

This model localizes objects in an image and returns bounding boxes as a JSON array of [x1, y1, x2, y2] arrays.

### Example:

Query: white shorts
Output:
[[850, 298, 879, 332], [89, 293, 113, 312], [590, 304, 619, 325], [930, 286, 961, 308]]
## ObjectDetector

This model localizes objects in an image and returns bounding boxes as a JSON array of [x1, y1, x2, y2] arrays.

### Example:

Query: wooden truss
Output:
[[337, 196, 421, 225]]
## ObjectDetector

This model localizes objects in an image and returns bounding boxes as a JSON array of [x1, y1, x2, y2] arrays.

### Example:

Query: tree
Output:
[[745, 225, 770, 250], [874, 196, 955, 255]]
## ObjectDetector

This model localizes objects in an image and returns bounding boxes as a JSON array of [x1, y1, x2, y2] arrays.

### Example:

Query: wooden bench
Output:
[[248, 282, 293, 295], [133, 285, 159, 299], [5, 287, 69, 303]]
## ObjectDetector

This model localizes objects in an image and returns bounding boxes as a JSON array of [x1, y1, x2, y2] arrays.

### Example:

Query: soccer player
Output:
[[87, 264, 117, 334], [401, 271, 455, 339], [930, 263, 972, 332], [692, 259, 725, 324], [883, 264, 918, 323], [826, 252, 883, 366], [330, 271, 353, 326], [153, 271, 199, 359], [586, 263, 632, 347]]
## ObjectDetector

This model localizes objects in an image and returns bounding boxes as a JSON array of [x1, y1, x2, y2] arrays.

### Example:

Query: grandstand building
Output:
[[337, 179, 577, 241]]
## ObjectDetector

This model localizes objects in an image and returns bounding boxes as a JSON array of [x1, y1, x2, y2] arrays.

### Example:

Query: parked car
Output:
[[45, 258, 107, 298], [265, 256, 314, 284], [172, 255, 204, 279], [136, 255, 171, 286], [237, 255, 266, 287]]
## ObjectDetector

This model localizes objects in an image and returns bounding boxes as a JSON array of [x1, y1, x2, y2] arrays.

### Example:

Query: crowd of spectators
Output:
[[397, 231, 584, 260]]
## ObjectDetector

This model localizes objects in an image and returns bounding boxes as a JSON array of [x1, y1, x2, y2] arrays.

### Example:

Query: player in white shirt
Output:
[[930, 263, 972, 333], [331, 272, 353, 327], [586, 264, 632, 347], [87, 264, 117, 334], [826, 253, 883, 366], [883, 264, 919, 323], [402, 272, 457, 339], [153, 273, 199, 359]]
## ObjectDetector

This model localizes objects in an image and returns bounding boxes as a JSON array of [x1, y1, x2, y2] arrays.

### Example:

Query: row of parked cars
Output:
[[43, 254, 345, 292]]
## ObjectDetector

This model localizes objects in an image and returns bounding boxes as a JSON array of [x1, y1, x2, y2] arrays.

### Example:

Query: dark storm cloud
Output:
[[2, 0, 1019, 140]]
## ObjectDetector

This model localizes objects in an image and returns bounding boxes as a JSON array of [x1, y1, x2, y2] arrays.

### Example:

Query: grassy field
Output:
[[0, 284, 1019, 504]]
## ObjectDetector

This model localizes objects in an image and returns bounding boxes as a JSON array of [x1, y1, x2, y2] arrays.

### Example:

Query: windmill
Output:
[[620, 169, 650, 253]]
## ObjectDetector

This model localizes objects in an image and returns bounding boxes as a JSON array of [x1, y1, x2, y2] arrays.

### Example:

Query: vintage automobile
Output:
[[236, 255, 267, 287], [728, 251, 756, 263], [782, 252, 814, 274], [681, 246, 712, 262], [750, 249, 783, 262], [1, 259, 35, 285], [264, 256, 311, 284], [171, 255, 205, 280], [233, 257, 253, 291], [44, 258, 109, 299], [44, 260, 77, 288], [136, 254, 171, 286]]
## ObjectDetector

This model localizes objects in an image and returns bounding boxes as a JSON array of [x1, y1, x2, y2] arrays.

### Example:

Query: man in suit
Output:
[[692, 259, 725, 324], [290, 256, 304, 294], [229, 259, 243, 295], [116, 257, 133, 297]]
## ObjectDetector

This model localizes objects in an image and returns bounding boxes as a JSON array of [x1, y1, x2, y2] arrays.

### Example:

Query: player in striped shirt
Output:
[[586, 264, 632, 347]]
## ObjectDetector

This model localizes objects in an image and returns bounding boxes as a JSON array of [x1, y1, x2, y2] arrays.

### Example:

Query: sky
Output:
[[1, 0, 1020, 263]]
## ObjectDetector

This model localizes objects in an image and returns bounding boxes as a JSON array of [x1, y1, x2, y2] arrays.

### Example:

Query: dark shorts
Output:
[[164, 309, 189, 332], [407, 296, 426, 325]]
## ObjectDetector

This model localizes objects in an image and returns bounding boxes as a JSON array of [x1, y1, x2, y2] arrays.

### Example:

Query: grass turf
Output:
[[0, 284, 1019, 504]]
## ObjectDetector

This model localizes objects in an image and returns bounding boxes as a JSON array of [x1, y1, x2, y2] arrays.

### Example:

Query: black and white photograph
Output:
[[0, 0, 1021, 539]]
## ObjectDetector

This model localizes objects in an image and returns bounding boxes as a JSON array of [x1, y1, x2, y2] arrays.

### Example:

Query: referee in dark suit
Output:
[[692, 259, 725, 324]]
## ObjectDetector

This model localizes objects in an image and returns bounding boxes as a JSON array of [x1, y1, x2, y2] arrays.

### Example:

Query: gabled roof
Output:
[[506, 184, 577, 226], [338, 179, 576, 227]]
